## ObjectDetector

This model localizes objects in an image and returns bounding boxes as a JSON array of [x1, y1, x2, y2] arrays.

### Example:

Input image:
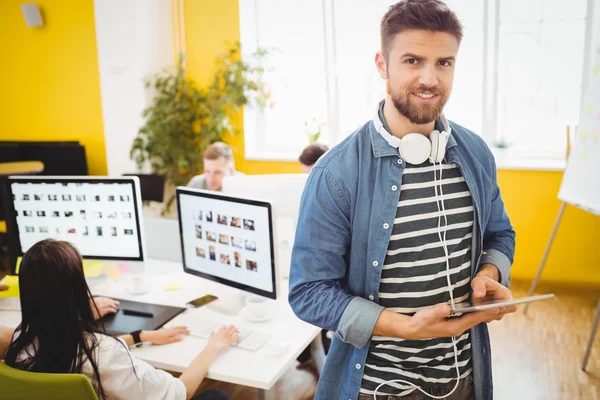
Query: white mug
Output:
[[244, 296, 268, 319]]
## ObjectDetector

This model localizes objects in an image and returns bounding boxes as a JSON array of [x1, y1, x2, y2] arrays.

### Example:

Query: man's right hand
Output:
[[0, 284, 8, 292], [404, 303, 501, 340]]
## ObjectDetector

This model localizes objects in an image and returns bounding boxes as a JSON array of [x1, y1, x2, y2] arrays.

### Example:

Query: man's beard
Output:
[[388, 83, 449, 125]]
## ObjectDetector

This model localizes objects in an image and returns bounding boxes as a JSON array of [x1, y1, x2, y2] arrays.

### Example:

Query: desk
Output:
[[0, 258, 320, 399]]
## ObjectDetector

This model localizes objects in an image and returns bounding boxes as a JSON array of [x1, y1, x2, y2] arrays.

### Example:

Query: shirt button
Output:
[[391, 185, 398, 191], [356, 363, 362, 369], [368, 295, 374, 301], [383, 223, 389, 229], [372, 260, 379, 267], [397, 159, 403, 164]]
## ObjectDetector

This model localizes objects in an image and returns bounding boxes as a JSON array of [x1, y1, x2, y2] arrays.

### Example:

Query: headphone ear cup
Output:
[[429, 130, 448, 163], [400, 134, 431, 165], [429, 131, 441, 163]]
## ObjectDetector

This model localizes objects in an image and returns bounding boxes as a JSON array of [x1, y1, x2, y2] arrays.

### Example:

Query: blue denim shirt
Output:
[[289, 118, 515, 400]]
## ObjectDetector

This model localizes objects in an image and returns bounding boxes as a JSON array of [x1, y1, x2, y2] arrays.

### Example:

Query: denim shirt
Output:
[[289, 118, 515, 400]]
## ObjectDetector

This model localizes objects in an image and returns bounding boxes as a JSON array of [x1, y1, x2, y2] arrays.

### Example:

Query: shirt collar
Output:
[[369, 100, 457, 158]]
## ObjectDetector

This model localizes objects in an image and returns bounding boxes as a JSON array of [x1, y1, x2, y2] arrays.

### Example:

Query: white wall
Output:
[[94, 0, 175, 177]]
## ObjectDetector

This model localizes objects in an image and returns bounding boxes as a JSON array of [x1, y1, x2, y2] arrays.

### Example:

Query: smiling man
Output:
[[289, 1, 516, 399]]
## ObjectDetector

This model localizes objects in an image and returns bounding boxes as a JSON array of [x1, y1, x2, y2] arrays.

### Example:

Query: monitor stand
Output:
[[207, 292, 247, 316]]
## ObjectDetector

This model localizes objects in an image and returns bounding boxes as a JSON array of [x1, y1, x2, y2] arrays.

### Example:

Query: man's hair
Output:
[[380, 0, 463, 59], [299, 143, 329, 166], [204, 141, 234, 164]]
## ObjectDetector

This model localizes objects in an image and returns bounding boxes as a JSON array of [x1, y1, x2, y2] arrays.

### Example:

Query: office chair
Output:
[[0, 361, 99, 400]]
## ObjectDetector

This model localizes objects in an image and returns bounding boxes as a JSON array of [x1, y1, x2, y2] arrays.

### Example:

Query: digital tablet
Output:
[[450, 294, 555, 314]]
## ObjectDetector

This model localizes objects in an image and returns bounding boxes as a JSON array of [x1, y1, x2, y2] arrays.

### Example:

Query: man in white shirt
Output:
[[187, 142, 244, 192]]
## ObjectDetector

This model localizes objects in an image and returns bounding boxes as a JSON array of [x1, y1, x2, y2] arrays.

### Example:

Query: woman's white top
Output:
[[16, 333, 187, 400]]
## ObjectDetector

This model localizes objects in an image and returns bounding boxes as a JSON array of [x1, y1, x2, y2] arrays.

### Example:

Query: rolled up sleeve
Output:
[[335, 297, 385, 349]]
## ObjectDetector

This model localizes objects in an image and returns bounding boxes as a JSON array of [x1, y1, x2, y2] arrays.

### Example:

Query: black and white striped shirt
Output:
[[360, 161, 474, 397]]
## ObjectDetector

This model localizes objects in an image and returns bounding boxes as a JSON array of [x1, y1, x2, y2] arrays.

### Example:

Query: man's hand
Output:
[[375, 305, 504, 341], [0, 284, 8, 292], [472, 264, 517, 322], [91, 297, 120, 320], [404, 304, 503, 340]]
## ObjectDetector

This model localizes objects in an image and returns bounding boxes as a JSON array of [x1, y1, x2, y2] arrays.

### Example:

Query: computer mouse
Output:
[[264, 340, 291, 358]]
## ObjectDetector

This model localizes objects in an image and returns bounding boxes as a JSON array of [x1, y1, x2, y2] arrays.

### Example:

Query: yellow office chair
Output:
[[0, 360, 99, 400]]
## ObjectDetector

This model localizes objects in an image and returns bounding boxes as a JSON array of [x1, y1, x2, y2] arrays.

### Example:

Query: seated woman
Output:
[[3, 239, 238, 400]]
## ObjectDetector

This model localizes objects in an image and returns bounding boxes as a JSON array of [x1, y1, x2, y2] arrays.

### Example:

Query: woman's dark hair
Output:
[[5, 239, 109, 398]]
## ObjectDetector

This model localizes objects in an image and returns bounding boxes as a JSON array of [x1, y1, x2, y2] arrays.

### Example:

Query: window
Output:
[[496, 0, 588, 159], [240, 0, 590, 163]]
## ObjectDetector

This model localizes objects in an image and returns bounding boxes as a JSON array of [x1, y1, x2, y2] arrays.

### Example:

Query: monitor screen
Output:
[[7, 177, 145, 261], [176, 187, 277, 299]]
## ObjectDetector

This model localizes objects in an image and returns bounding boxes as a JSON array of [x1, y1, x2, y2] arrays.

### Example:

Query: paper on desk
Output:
[[92, 282, 112, 293], [162, 283, 182, 291], [0, 275, 19, 297], [83, 261, 104, 277]]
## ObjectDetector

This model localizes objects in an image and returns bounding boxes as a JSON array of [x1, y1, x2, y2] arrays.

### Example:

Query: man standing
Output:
[[289, 1, 516, 399], [188, 142, 243, 192]]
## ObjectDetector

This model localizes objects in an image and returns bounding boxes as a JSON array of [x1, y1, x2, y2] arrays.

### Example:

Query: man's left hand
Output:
[[471, 264, 517, 322]]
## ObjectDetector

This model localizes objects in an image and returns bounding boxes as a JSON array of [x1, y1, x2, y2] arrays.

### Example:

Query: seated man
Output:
[[299, 143, 329, 173], [188, 142, 243, 192]]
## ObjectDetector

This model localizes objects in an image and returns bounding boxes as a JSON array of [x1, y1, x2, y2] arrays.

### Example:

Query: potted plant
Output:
[[304, 117, 327, 144], [130, 43, 271, 213]]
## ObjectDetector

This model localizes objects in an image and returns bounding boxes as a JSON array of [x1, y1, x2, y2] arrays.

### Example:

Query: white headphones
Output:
[[372, 106, 462, 400], [373, 109, 451, 165]]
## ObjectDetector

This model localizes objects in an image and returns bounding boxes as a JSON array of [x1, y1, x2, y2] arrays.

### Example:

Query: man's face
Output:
[[376, 30, 459, 125], [203, 157, 234, 191]]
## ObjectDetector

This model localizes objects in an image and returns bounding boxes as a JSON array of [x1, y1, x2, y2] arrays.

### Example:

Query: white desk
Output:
[[0, 258, 321, 398]]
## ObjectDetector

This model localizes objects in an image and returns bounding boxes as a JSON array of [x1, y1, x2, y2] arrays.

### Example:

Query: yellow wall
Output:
[[0, 1, 107, 175], [184, 1, 600, 285], [499, 170, 600, 286]]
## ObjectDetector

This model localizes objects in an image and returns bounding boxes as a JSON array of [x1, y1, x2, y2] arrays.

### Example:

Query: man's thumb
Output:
[[472, 279, 486, 298]]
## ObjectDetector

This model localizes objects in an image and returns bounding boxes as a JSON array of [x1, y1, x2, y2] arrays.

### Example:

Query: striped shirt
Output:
[[360, 161, 474, 397]]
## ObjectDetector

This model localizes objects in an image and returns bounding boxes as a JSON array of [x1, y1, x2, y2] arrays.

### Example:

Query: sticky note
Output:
[[105, 264, 120, 279], [162, 283, 182, 292], [116, 262, 130, 274], [0, 275, 20, 297], [83, 261, 104, 278]]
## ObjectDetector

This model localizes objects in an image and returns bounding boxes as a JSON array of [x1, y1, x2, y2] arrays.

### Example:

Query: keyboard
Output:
[[183, 318, 269, 352], [0, 297, 21, 311]]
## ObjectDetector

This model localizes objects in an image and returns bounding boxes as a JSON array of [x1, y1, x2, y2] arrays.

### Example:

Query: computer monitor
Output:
[[222, 174, 308, 278], [176, 187, 278, 308], [6, 176, 146, 268]]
